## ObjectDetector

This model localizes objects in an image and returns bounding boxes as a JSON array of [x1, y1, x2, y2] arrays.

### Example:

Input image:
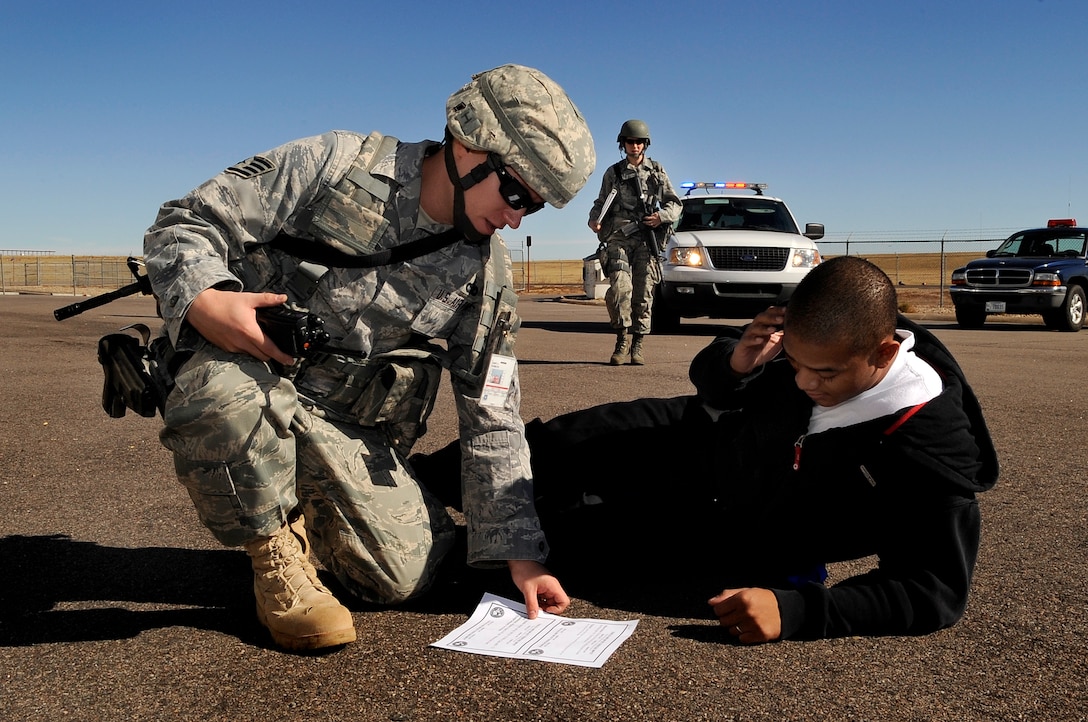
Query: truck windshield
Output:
[[677, 198, 800, 234], [994, 230, 1087, 257]]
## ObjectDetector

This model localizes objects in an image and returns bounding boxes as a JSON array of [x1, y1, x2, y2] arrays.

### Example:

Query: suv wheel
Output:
[[1055, 285, 1085, 332], [955, 306, 987, 329], [651, 297, 681, 333]]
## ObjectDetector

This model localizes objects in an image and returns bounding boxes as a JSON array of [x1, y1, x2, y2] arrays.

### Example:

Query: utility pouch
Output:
[[349, 348, 443, 428], [297, 346, 445, 455]]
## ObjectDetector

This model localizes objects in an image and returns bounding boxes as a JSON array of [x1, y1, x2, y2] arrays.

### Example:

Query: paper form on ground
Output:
[[430, 593, 639, 668]]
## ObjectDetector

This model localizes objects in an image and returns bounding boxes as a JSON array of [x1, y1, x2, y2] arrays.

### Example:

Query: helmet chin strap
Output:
[[443, 138, 490, 244]]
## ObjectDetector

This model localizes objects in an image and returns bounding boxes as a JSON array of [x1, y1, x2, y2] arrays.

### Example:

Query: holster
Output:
[[96, 325, 185, 419], [96, 325, 161, 418]]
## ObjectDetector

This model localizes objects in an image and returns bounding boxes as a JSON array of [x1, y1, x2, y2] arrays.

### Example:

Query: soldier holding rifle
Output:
[[588, 119, 681, 365]]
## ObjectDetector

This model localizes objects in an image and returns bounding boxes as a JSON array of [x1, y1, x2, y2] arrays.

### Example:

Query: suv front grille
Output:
[[707, 247, 789, 271], [963, 268, 1033, 287]]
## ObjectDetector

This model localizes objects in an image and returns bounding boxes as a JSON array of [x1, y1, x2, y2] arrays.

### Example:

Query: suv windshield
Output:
[[992, 229, 1087, 257], [676, 197, 800, 234]]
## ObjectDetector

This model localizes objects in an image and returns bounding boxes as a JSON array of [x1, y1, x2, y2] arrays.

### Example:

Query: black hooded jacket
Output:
[[688, 317, 999, 639]]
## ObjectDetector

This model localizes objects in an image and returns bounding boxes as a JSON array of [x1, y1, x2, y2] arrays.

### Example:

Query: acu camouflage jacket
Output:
[[143, 130, 547, 567]]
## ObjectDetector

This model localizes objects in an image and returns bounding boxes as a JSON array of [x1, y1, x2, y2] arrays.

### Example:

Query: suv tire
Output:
[[955, 306, 987, 329], [1055, 285, 1085, 332], [651, 295, 681, 333]]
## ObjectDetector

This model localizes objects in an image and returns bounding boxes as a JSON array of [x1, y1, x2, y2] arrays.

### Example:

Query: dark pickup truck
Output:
[[949, 219, 1088, 331]]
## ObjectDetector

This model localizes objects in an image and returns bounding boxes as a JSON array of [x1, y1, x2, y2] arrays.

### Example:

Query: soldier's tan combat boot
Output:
[[629, 334, 645, 365], [609, 329, 631, 366], [244, 522, 356, 651]]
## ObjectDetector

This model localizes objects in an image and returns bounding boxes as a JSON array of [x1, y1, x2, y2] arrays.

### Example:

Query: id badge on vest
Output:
[[479, 354, 515, 408]]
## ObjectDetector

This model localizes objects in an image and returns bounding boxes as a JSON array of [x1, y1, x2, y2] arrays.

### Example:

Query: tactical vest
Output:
[[612, 158, 666, 209], [597, 158, 667, 243], [233, 131, 521, 452]]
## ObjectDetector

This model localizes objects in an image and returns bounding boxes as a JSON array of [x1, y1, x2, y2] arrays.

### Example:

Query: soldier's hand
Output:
[[643, 212, 663, 228], [729, 306, 786, 375], [588, 219, 602, 233], [508, 559, 570, 619], [708, 587, 782, 644], [186, 288, 296, 365]]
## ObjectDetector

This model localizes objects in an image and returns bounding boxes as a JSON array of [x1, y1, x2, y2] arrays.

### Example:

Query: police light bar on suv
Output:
[[680, 181, 768, 195], [1047, 218, 1077, 227]]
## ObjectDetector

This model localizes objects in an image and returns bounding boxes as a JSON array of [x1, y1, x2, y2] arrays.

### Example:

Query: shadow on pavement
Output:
[[0, 534, 260, 647], [519, 318, 742, 337], [519, 319, 613, 334], [0, 531, 523, 648]]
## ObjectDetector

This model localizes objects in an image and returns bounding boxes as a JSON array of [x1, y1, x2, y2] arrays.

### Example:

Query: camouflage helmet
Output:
[[446, 64, 596, 209], [617, 119, 651, 146]]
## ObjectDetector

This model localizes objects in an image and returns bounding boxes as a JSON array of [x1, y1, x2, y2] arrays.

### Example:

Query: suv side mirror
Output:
[[804, 223, 825, 241]]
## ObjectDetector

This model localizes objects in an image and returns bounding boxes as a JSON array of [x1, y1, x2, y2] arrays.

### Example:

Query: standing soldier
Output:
[[588, 119, 682, 365], [142, 64, 595, 652]]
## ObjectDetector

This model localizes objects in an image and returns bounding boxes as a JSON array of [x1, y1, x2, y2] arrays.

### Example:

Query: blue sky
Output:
[[2, 0, 1086, 260]]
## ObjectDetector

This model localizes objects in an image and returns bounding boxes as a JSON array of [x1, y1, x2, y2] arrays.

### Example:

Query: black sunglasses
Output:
[[493, 161, 545, 215], [624, 138, 647, 145]]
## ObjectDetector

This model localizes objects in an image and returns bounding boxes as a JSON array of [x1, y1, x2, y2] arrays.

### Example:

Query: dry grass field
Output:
[[4, 252, 967, 313], [514, 253, 968, 313]]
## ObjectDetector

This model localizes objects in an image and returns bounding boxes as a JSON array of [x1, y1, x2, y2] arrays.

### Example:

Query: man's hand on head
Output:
[[729, 306, 786, 376]]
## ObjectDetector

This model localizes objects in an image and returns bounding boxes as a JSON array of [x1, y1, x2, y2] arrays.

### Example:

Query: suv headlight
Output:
[[791, 248, 821, 268], [669, 246, 704, 267], [1032, 272, 1062, 287]]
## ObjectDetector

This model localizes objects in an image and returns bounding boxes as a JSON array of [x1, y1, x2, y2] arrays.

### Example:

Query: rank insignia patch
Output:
[[225, 155, 275, 179]]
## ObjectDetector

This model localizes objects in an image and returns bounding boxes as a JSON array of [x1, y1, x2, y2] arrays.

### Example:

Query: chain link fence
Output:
[[506, 231, 1019, 299], [1, 230, 1020, 300], [0, 255, 138, 295]]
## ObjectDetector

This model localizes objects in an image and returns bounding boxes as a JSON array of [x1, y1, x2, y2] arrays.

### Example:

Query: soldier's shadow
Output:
[[0, 532, 512, 648], [0, 532, 720, 648], [0, 534, 262, 647]]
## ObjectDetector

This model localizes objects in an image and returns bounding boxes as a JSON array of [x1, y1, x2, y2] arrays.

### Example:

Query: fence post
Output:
[[71, 255, 77, 297], [939, 235, 946, 309]]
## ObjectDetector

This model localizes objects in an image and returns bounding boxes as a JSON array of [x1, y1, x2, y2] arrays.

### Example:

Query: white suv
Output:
[[653, 182, 824, 330]]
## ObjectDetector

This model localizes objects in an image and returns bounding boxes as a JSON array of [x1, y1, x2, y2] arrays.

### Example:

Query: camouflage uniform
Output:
[[589, 159, 681, 334], [144, 130, 545, 604]]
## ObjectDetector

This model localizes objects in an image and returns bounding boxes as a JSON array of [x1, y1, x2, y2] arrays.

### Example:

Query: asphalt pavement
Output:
[[1, 293, 1085, 722]]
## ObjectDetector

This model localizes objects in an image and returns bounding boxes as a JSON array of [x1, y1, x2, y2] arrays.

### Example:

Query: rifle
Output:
[[53, 255, 329, 355], [54, 257, 152, 321], [634, 169, 665, 260]]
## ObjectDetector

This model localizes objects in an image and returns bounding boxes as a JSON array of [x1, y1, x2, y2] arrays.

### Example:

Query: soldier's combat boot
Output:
[[609, 329, 631, 366], [244, 522, 357, 651], [629, 334, 645, 365]]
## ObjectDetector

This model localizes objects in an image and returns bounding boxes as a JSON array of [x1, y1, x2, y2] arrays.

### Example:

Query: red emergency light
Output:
[[1047, 218, 1076, 227]]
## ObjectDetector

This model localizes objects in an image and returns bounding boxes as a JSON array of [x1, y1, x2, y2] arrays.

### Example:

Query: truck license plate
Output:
[[985, 301, 1006, 313]]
